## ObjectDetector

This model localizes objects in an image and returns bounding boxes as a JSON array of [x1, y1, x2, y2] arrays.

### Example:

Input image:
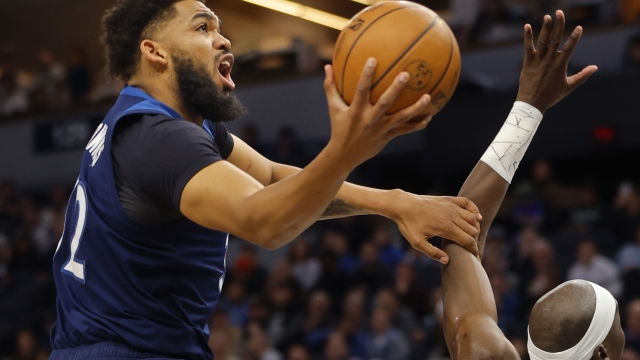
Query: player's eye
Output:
[[197, 24, 208, 32]]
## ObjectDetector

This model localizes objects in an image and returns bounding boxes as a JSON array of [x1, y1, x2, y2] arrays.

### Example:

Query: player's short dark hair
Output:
[[101, 0, 206, 81]]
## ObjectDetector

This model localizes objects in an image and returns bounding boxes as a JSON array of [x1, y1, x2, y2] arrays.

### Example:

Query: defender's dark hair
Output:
[[101, 0, 205, 81]]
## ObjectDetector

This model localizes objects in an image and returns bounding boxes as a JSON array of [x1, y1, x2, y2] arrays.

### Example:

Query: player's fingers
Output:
[[560, 26, 583, 63], [456, 206, 480, 229], [410, 238, 449, 264], [537, 15, 553, 56], [351, 58, 377, 109], [387, 115, 431, 138], [567, 65, 598, 92], [388, 94, 431, 125], [374, 72, 410, 117], [548, 10, 565, 54], [451, 196, 482, 220], [524, 24, 536, 61], [323, 65, 345, 110], [446, 226, 480, 257]]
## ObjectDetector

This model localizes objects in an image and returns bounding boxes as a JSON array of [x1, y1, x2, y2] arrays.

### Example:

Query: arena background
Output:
[[1, 0, 640, 359]]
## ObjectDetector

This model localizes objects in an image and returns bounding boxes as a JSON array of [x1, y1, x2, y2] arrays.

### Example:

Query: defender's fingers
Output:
[[387, 94, 431, 125], [447, 226, 480, 257], [451, 196, 481, 218], [537, 15, 553, 56], [456, 206, 480, 228], [567, 65, 598, 92], [560, 26, 583, 63], [548, 10, 566, 53], [411, 239, 449, 264], [524, 24, 535, 60], [351, 58, 378, 109], [374, 72, 411, 117]]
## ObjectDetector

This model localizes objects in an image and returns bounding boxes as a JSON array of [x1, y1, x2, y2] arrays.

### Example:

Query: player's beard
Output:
[[172, 54, 247, 122]]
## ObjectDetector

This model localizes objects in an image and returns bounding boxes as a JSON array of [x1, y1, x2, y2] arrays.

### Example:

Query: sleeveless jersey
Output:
[[51, 86, 228, 359]]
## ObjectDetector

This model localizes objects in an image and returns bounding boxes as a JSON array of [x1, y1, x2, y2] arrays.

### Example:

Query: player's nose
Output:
[[214, 35, 231, 52]]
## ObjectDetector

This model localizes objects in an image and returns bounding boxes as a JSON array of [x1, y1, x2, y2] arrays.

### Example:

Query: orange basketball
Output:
[[333, 1, 461, 115]]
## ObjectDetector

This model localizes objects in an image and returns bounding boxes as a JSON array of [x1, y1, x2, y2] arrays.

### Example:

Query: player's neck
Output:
[[127, 75, 204, 126]]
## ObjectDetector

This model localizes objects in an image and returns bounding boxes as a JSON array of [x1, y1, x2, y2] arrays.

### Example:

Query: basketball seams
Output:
[[426, 28, 455, 95], [338, 5, 414, 97], [370, 17, 441, 91]]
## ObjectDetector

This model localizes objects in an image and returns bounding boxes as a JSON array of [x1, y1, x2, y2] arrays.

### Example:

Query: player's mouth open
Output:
[[218, 54, 235, 91]]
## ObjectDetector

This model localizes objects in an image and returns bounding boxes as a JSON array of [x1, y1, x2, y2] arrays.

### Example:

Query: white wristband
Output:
[[480, 101, 543, 183]]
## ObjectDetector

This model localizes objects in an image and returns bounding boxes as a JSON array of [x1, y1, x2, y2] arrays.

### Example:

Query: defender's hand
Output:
[[516, 10, 598, 113], [389, 192, 482, 264], [323, 59, 433, 170]]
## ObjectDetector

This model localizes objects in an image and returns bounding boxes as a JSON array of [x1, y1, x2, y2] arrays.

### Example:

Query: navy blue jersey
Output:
[[51, 86, 228, 359]]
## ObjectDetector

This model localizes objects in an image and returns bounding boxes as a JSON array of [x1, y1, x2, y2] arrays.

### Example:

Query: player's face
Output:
[[601, 302, 625, 360], [167, 0, 234, 93]]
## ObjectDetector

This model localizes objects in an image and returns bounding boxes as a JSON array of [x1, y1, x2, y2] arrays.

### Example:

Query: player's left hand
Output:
[[516, 10, 598, 113], [387, 191, 482, 264]]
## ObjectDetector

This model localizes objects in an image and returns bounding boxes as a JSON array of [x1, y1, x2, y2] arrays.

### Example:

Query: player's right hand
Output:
[[516, 10, 598, 113], [323, 59, 433, 169]]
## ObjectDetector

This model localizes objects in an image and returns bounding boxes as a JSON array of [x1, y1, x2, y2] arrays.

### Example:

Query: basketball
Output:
[[333, 1, 461, 115]]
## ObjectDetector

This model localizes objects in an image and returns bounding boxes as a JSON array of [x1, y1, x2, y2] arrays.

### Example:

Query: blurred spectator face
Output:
[[290, 240, 309, 263], [210, 310, 230, 329], [287, 345, 310, 360], [226, 281, 246, 303], [360, 242, 378, 265], [322, 230, 349, 255], [271, 260, 292, 283], [269, 285, 293, 309], [343, 288, 365, 321], [372, 226, 392, 247], [308, 291, 330, 317], [519, 227, 542, 257], [395, 262, 414, 285], [374, 289, 399, 317], [325, 332, 349, 360], [16, 330, 35, 359], [532, 241, 554, 269], [247, 322, 270, 356], [615, 182, 640, 214], [532, 159, 552, 182], [210, 328, 231, 358], [371, 307, 391, 334], [577, 240, 597, 265], [627, 300, 640, 336]]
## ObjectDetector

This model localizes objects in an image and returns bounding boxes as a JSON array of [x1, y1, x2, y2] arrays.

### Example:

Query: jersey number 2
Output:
[[59, 181, 88, 283]]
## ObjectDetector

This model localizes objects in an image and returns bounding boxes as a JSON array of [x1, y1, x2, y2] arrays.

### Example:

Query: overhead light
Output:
[[242, 0, 349, 30], [351, 0, 384, 4]]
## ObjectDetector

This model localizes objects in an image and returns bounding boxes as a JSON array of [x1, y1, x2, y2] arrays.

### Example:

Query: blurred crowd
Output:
[[2, 156, 640, 359], [0, 48, 123, 119]]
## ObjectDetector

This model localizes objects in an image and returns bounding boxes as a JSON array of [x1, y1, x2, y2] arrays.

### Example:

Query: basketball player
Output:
[[440, 10, 626, 360], [50, 0, 485, 359]]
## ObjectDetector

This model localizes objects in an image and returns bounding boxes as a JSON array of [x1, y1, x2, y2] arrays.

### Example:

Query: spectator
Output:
[[13, 329, 37, 360], [286, 344, 310, 360], [625, 299, 640, 354], [605, 182, 640, 243], [323, 332, 350, 360], [219, 281, 251, 328], [210, 327, 241, 360], [624, 35, 640, 74], [0, 69, 29, 117], [489, 271, 520, 332], [365, 307, 410, 360], [617, 224, 640, 271], [370, 225, 404, 271], [232, 245, 269, 296], [567, 239, 623, 297], [351, 242, 392, 295], [245, 322, 283, 360], [65, 47, 92, 105], [30, 50, 69, 111], [297, 290, 334, 355], [289, 239, 321, 291], [266, 284, 302, 351], [314, 251, 349, 304], [321, 230, 359, 275], [392, 262, 427, 318], [268, 127, 306, 168]]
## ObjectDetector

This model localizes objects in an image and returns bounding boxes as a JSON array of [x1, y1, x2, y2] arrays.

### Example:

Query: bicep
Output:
[[226, 134, 274, 186], [179, 160, 264, 240]]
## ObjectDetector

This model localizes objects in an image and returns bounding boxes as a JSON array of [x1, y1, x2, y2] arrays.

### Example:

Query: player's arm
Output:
[[441, 11, 597, 359], [181, 62, 434, 250], [228, 131, 482, 262]]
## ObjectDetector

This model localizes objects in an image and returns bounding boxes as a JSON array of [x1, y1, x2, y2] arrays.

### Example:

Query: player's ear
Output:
[[593, 344, 609, 360], [140, 40, 169, 67]]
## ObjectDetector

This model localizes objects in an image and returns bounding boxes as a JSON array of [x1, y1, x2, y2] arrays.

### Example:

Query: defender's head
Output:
[[101, 0, 245, 122], [528, 280, 625, 360]]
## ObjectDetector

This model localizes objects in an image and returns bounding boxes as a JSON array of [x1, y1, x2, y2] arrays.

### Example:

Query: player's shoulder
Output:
[[451, 314, 520, 360]]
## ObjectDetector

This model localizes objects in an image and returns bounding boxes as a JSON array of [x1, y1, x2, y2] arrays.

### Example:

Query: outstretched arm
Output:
[[440, 10, 597, 359]]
